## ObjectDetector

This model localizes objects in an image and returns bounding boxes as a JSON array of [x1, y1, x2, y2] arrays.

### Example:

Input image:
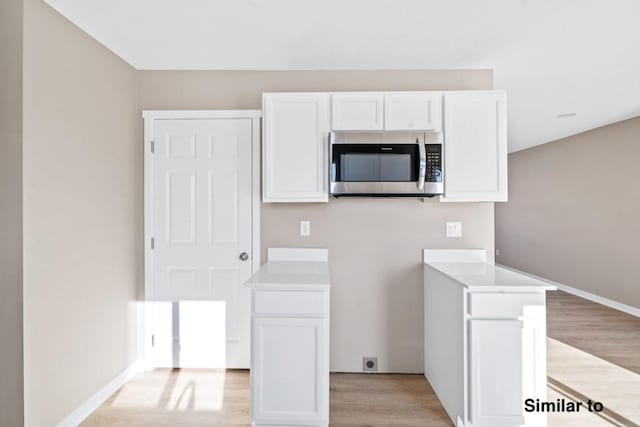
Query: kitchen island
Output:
[[245, 248, 330, 427], [423, 249, 556, 427]]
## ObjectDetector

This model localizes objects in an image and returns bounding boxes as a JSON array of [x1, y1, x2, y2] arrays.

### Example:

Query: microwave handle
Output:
[[327, 132, 332, 191], [417, 138, 426, 191]]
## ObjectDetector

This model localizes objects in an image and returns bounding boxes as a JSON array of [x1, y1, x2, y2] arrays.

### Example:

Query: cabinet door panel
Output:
[[332, 93, 384, 130], [263, 93, 330, 202], [252, 317, 328, 425], [384, 92, 442, 131], [443, 91, 507, 202], [468, 319, 523, 427]]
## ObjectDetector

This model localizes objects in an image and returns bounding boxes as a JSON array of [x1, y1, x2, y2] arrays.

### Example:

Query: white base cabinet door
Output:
[[262, 93, 330, 202], [442, 91, 508, 202], [468, 319, 525, 427], [251, 317, 329, 426]]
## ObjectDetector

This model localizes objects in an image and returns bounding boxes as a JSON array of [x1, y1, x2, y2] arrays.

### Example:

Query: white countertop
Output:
[[423, 249, 556, 291], [245, 261, 331, 289]]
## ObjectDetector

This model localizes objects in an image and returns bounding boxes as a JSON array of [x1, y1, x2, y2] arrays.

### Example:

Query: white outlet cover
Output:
[[300, 220, 311, 237], [446, 222, 462, 238]]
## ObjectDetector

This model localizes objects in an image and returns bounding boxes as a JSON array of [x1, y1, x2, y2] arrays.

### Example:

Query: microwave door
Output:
[[330, 143, 424, 195]]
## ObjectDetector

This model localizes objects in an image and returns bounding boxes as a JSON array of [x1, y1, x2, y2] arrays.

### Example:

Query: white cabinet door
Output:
[[384, 92, 442, 131], [442, 91, 507, 202], [468, 319, 524, 427], [331, 93, 384, 130], [252, 317, 329, 426], [263, 93, 330, 202]]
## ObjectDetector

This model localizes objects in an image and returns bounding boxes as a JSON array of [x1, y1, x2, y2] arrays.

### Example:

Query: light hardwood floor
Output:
[[81, 371, 452, 426], [82, 291, 638, 426], [547, 290, 640, 374]]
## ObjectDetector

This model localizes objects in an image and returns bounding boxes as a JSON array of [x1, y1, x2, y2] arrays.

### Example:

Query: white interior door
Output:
[[150, 117, 254, 369]]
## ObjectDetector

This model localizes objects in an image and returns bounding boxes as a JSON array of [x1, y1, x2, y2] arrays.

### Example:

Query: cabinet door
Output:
[[384, 92, 442, 131], [442, 91, 507, 202], [468, 319, 524, 427], [331, 93, 384, 130], [263, 93, 330, 202], [251, 317, 329, 426]]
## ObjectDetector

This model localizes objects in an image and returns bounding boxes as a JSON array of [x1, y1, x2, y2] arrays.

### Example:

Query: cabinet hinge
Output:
[[150, 237, 155, 250], [150, 141, 155, 153]]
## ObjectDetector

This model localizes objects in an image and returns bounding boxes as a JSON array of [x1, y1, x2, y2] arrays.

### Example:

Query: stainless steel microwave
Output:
[[329, 132, 444, 197]]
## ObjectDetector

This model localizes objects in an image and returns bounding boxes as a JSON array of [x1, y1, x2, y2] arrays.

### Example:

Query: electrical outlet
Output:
[[300, 220, 311, 237], [446, 222, 462, 238], [496, 248, 500, 256], [363, 357, 377, 372]]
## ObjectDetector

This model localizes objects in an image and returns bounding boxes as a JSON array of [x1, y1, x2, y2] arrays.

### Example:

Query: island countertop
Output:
[[423, 249, 556, 292], [245, 261, 331, 289]]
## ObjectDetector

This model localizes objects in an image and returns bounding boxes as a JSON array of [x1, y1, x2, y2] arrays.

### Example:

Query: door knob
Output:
[[239, 252, 249, 261]]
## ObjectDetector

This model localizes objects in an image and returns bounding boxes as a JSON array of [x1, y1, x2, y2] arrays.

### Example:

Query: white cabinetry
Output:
[[246, 249, 331, 427], [423, 249, 553, 427], [261, 90, 508, 203], [384, 92, 442, 131], [262, 93, 330, 202], [442, 91, 508, 201], [331, 93, 384, 130]]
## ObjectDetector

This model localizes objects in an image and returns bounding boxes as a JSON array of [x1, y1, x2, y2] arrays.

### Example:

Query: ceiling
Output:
[[44, 0, 640, 152]]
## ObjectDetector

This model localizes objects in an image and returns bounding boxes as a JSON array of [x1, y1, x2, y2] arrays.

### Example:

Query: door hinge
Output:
[[151, 334, 155, 347], [150, 141, 155, 153], [150, 237, 155, 250]]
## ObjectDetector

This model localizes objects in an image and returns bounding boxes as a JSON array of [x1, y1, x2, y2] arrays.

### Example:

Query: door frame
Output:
[[141, 110, 262, 369]]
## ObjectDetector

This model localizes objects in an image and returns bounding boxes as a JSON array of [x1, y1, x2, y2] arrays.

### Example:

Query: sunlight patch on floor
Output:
[[109, 369, 228, 412], [547, 337, 640, 425]]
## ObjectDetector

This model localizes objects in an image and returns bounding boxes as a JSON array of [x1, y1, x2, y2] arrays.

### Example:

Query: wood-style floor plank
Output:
[[547, 290, 640, 374]]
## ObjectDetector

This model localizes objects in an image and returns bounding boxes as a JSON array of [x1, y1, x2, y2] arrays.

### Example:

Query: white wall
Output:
[[23, 0, 141, 425]]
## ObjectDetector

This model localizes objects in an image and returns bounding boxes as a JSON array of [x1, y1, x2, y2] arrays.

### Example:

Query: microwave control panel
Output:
[[425, 144, 443, 183]]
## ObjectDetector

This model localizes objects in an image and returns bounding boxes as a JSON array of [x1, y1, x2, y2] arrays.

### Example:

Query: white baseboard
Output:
[[57, 358, 142, 427], [497, 264, 640, 318]]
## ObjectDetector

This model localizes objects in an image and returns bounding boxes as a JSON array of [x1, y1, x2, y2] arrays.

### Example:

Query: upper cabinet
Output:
[[331, 92, 443, 131], [384, 92, 442, 131], [331, 93, 384, 131], [442, 91, 508, 202], [262, 93, 331, 203], [262, 90, 507, 203]]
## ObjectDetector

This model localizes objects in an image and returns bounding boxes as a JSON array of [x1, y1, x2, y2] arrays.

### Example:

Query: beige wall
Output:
[[0, 0, 24, 425], [23, 0, 141, 425], [496, 117, 640, 308], [139, 70, 495, 372]]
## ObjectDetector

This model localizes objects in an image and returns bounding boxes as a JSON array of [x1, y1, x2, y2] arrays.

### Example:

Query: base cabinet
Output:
[[424, 265, 549, 427], [250, 290, 330, 427]]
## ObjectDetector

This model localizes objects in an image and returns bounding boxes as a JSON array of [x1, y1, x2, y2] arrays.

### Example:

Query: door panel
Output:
[[262, 93, 330, 202], [151, 118, 253, 368], [252, 317, 327, 424], [331, 93, 384, 131], [469, 319, 524, 427], [442, 91, 507, 202], [384, 92, 442, 131]]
